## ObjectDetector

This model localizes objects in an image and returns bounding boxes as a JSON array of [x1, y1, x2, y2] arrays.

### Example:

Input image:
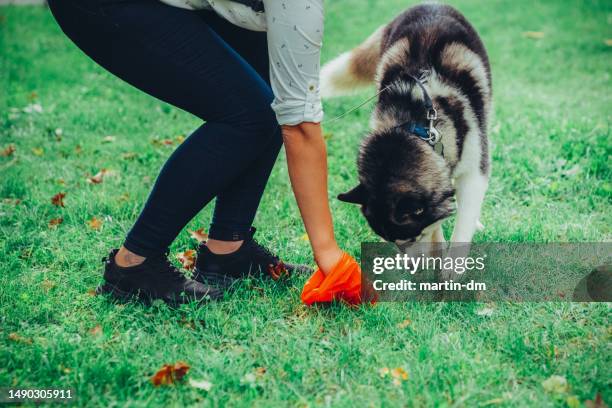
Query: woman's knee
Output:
[[232, 105, 279, 139]]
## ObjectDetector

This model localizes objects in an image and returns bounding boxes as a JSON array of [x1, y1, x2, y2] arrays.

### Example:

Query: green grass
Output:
[[1, 0, 611, 406]]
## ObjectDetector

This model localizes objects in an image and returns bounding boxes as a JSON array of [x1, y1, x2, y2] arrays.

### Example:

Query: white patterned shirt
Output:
[[159, 0, 324, 125]]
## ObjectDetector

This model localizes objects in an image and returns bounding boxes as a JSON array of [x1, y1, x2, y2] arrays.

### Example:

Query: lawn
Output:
[[1, 0, 610, 406]]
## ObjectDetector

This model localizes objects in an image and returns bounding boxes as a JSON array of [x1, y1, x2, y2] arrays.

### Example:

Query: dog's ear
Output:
[[338, 184, 367, 205]]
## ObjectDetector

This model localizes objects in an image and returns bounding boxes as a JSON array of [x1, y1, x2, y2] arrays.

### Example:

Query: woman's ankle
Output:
[[206, 239, 244, 255], [115, 246, 146, 267]]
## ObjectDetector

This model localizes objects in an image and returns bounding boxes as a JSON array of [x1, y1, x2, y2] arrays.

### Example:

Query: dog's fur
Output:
[[323, 4, 491, 245]]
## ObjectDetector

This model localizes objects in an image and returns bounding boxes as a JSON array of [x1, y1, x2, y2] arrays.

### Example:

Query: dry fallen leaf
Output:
[[87, 288, 97, 296], [176, 135, 186, 143], [189, 228, 208, 243], [8, 332, 33, 345], [397, 318, 411, 329], [23, 103, 43, 114], [151, 362, 190, 386], [604, 39, 612, 47], [89, 325, 103, 336], [476, 307, 495, 317], [121, 152, 138, 160], [2, 198, 21, 205], [268, 262, 289, 280], [523, 31, 545, 39], [1, 144, 16, 157], [87, 217, 103, 230], [391, 367, 409, 381], [585, 393, 608, 408], [31, 147, 44, 157], [542, 375, 568, 394], [379, 367, 408, 386], [177, 249, 196, 270], [48, 217, 63, 228], [102, 135, 116, 143], [254, 367, 267, 377], [51, 192, 66, 207], [41, 279, 56, 291], [188, 378, 213, 391], [151, 138, 174, 147], [87, 169, 109, 184]]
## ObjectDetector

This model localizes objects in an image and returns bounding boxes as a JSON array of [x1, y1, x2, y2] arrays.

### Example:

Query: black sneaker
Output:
[[193, 228, 312, 288], [96, 249, 222, 306]]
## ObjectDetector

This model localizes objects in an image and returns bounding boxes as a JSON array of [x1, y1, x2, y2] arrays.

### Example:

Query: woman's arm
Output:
[[283, 122, 343, 274], [261, 0, 344, 273]]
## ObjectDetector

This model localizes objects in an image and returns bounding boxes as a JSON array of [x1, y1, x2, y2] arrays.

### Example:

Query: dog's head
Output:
[[338, 127, 455, 242]]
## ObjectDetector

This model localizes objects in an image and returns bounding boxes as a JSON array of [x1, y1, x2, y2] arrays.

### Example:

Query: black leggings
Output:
[[48, 0, 282, 256]]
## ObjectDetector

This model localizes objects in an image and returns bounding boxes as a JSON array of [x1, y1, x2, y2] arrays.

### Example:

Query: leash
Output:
[[323, 85, 391, 125]]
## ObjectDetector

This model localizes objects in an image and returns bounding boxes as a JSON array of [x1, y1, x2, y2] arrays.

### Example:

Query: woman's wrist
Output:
[[313, 242, 343, 275]]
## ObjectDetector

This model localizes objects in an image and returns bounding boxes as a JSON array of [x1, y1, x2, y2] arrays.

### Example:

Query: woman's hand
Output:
[[282, 122, 343, 275]]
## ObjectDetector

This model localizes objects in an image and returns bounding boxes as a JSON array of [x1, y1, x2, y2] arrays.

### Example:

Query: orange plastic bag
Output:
[[301, 252, 377, 306]]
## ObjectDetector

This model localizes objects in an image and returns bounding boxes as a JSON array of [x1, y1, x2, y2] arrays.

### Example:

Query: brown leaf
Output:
[[87, 288, 98, 296], [87, 168, 109, 184], [268, 261, 289, 280], [51, 192, 66, 207], [2, 198, 21, 205], [151, 361, 190, 386], [87, 217, 103, 230], [8, 332, 33, 345], [189, 228, 208, 243], [397, 318, 411, 329], [586, 393, 608, 408], [121, 152, 138, 160], [1, 144, 16, 157], [391, 367, 409, 381], [74, 145, 83, 154], [254, 367, 267, 378], [48, 217, 63, 228], [523, 31, 545, 39], [41, 279, 56, 291], [89, 325, 103, 336], [151, 138, 174, 147], [177, 250, 196, 270]]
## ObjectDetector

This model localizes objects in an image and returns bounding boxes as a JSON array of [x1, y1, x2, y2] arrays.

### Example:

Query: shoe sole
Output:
[[95, 282, 212, 307]]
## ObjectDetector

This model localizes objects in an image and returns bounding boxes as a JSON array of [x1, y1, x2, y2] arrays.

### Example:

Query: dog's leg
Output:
[[451, 171, 488, 243], [320, 26, 384, 98], [433, 225, 446, 243], [438, 172, 487, 282]]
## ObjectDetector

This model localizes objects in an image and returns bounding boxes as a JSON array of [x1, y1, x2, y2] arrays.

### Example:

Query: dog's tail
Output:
[[320, 26, 384, 98]]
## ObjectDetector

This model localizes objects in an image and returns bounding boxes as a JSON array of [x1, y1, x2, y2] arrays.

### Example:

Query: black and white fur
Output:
[[322, 4, 491, 245]]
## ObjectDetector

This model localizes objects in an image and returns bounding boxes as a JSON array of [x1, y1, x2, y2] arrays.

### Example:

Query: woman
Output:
[[48, 0, 361, 305]]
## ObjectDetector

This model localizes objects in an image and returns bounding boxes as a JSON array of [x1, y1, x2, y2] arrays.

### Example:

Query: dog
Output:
[[321, 3, 491, 246]]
